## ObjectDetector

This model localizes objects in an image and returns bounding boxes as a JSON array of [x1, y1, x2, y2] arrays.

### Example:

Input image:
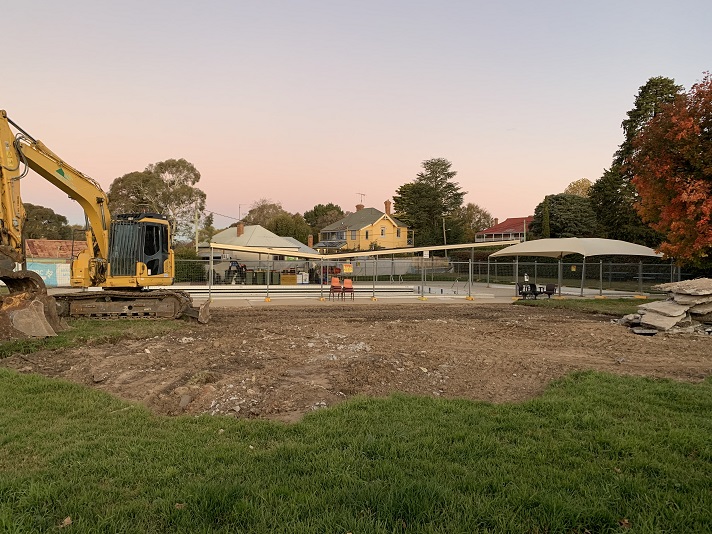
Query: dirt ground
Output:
[[3, 304, 711, 422]]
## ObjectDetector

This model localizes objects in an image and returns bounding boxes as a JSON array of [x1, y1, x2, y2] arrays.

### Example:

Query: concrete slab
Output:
[[640, 311, 687, 330], [655, 278, 712, 295], [638, 300, 689, 317]]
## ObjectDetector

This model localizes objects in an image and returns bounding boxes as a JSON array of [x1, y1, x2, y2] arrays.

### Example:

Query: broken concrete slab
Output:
[[690, 302, 712, 315], [619, 313, 641, 326], [638, 300, 689, 317], [640, 311, 687, 330], [632, 327, 658, 336], [673, 293, 712, 306], [654, 278, 712, 295]]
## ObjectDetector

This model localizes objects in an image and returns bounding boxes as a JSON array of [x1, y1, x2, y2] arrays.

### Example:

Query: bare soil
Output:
[[3, 304, 711, 422]]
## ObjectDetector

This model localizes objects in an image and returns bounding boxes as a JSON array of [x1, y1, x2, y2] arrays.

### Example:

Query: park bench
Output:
[[517, 283, 540, 300], [518, 283, 557, 299]]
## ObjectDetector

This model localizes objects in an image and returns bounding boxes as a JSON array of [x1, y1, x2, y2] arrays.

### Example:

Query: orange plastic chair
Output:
[[342, 278, 354, 300], [329, 277, 343, 300]]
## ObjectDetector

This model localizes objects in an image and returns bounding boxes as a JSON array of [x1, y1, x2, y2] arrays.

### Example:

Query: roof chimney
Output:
[[355, 203, 364, 211], [494, 218, 499, 226], [236, 222, 244, 237], [384, 199, 391, 215], [307, 234, 314, 248]]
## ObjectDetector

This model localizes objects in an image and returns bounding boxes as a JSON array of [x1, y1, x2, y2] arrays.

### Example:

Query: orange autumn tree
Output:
[[629, 73, 712, 266]]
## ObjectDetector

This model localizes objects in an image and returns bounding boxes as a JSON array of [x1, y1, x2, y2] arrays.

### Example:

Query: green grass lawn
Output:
[[514, 297, 643, 316], [1, 369, 710, 533], [0, 319, 183, 359]]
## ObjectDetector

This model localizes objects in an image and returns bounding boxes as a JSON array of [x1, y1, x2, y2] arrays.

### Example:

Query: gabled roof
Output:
[[25, 239, 87, 259], [313, 240, 348, 250], [280, 237, 319, 256], [211, 225, 300, 249], [321, 208, 407, 232], [477, 216, 533, 235]]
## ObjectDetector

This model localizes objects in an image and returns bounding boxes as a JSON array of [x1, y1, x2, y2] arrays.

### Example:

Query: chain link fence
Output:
[[175, 255, 684, 294]]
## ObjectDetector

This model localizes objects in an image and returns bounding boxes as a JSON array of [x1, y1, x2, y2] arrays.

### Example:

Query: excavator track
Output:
[[54, 289, 208, 322]]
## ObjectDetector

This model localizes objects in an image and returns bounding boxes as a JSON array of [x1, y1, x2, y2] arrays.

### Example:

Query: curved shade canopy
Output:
[[489, 238, 661, 259]]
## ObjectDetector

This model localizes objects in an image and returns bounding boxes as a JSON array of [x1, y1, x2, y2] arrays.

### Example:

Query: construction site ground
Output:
[[3, 296, 711, 423]]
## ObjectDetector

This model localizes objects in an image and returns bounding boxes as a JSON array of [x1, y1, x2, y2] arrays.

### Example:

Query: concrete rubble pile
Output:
[[618, 278, 712, 336]]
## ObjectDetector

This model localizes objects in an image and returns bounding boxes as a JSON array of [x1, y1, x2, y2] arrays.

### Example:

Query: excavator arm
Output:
[[0, 110, 110, 274]]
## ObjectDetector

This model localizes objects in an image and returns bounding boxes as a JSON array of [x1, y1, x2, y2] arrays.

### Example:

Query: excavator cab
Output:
[[69, 213, 175, 288], [107, 213, 172, 282]]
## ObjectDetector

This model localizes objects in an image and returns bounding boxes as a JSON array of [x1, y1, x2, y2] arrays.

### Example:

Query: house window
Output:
[[396, 228, 401, 238], [380, 227, 385, 237], [350, 230, 356, 240], [365, 230, 369, 240]]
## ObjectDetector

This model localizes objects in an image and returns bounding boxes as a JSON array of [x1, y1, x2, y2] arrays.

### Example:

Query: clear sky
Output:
[[4, 0, 710, 228]]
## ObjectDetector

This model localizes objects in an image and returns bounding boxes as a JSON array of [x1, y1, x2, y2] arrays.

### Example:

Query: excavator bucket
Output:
[[183, 298, 210, 324], [0, 269, 68, 339]]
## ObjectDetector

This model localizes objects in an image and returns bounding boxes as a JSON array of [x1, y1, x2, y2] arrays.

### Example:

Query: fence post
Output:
[[264, 260, 271, 302], [638, 260, 643, 294], [599, 260, 603, 297], [209, 245, 214, 301], [467, 258, 473, 300], [419, 255, 427, 300], [557, 259, 562, 296], [319, 257, 324, 301], [372, 256, 377, 301]]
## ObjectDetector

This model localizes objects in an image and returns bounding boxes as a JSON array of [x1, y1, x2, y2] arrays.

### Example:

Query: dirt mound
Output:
[[2, 304, 711, 422]]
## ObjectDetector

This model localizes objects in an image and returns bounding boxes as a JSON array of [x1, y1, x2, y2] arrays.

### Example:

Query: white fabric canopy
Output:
[[489, 238, 661, 259]]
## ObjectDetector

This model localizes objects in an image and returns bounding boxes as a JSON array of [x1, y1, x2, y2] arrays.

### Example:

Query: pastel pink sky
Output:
[[4, 1, 710, 228]]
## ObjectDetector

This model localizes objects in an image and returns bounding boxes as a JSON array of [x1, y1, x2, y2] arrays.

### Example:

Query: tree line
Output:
[[24, 72, 712, 267]]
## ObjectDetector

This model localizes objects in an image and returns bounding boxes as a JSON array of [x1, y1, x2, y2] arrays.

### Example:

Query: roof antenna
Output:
[[357, 193, 365, 203]]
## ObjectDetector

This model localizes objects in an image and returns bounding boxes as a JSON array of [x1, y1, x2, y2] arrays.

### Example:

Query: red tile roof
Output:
[[25, 239, 87, 259], [477, 217, 533, 235]]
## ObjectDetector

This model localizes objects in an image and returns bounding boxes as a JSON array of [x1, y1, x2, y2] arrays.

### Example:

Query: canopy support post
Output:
[[580, 256, 586, 297], [599, 260, 603, 296]]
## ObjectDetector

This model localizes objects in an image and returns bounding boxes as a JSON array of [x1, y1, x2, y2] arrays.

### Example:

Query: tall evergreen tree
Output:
[[590, 76, 682, 246], [529, 194, 599, 239], [393, 158, 466, 247]]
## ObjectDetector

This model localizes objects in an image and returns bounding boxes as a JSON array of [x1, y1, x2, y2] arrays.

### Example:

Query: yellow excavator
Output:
[[0, 110, 208, 339]]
